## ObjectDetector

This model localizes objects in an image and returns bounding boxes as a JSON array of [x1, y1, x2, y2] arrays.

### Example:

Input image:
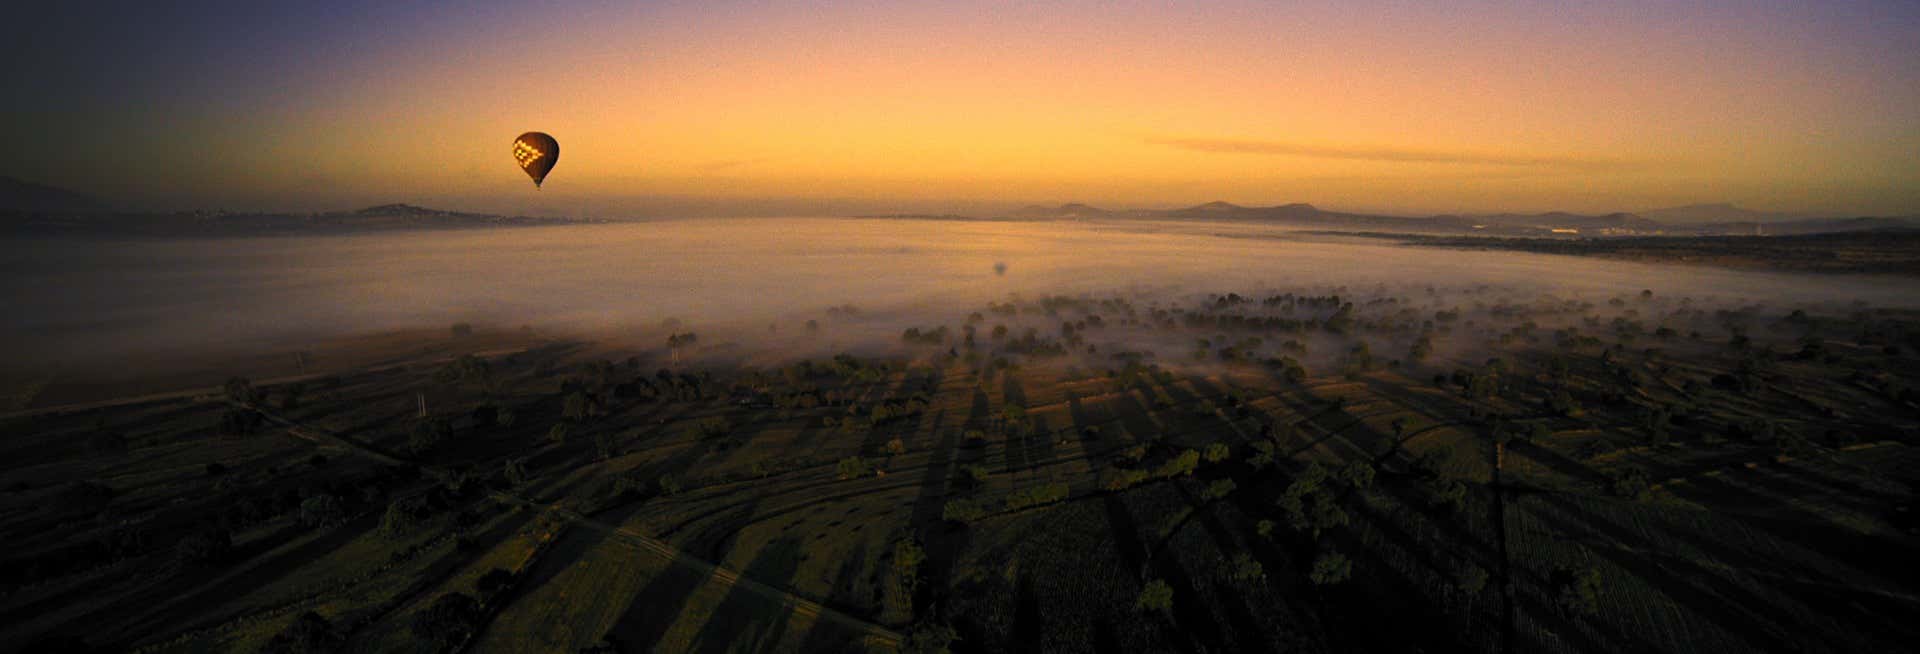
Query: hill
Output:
[[0, 202, 602, 237], [1014, 203, 1112, 218], [1639, 203, 1815, 224], [0, 177, 102, 212]]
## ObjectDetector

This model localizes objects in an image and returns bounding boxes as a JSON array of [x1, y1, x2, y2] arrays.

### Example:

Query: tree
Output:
[[1409, 334, 1434, 362], [1609, 469, 1651, 500], [563, 391, 593, 422], [1154, 449, 1201, 478], [1340, 461, 1375, 489], [224, 376, 260, 404], [692, 416, 731, 439], [218, 407, 265, 437], [546, 422, 571, 444], [901, 620, 957, 654], [892, 538, 927, 600], [959, 464, 991, 489], [408, 417, 453, 455], [1224, 552, 1265, 586], [1549, 388, 1582, 417], [942, 497, 988, 524], [381, 499, 422, 537], [1552, 566, 1603, 617], [411, 592, 481, 648], [476, 568, 514, 599], [1136, 579, 1174, 612], [1203, 442, 1231, 463], [299, 494, 345, 528], [1452, 560, 1489, 597], [503, 458, 528, 487], [886, 437, 907, 456], [1309, 550, 1352, 586], [593, 430, 618, 461], [175, 528, 233, 565], [836, 457, 873, 480], [1201, 478, 1237, 501], [263, 611, 341, 654], [51, 481, 114, 515]]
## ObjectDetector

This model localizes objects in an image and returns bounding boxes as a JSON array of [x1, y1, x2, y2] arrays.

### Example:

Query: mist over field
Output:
[[4, 217, 1915, 376]]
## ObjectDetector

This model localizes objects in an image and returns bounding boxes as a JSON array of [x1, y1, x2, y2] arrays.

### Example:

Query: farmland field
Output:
[[2, 221, 1918, 653]]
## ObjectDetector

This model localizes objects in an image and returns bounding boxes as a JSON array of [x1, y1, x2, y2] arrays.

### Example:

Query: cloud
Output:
[[1146, 136, 1640, 171], [699, 157, 779, 173]]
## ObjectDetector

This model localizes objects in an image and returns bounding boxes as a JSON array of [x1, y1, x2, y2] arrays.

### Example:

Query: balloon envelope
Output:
[[512, 132, 560, 187]]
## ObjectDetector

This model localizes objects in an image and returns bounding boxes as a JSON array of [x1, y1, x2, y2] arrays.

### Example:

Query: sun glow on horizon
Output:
[[4, 1, 1917, 215]]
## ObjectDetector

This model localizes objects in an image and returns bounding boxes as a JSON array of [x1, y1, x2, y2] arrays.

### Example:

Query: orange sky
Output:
[[6, 1, 1917, 215]]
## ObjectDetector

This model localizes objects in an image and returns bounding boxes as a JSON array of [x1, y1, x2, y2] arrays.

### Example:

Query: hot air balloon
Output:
[[512, 132, 560, 188]]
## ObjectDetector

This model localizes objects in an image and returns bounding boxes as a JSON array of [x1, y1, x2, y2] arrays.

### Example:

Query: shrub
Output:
[[52, 481, 114, 515], [1136, 579, 1174, 612], [901, 620, 957, 654], [175, 528, 233, 565], [1224, 553, 1265, 586], [263, 611, 340, 654], [1340, 461, 1375, 489], [408, 418, 453, 454], [1609, 469, 1651, 500], [1452, 560, 1489, 597], [1102, 468, 1150, 492], [410, 593, 480, 647], [299, 494, 345, 528], [1201, 478, 1236, 500], [959, 464, 992, 489], [1309, 550, 1352, 586], [218, 407, 265, 437], [1552, 566, 1603, 617], [1154, 449, 1200, 478], [1005, 482, 1070, 511], [476, 568, 514, 599], [942, 498, 988, 524], [692, 417, 730, 439], [836, 457, 873, 480]]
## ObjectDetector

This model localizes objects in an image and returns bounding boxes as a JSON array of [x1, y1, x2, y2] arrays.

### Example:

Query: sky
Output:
[[3, 0, 1917, 217]]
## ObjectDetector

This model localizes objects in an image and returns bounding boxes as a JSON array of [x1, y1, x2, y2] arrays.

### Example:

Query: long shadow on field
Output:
[[1168, 485, 1278, 651], [1531, 491, 1908, 652], [908, 412, 961, 597], [1666, 472, 1920, 588], [1315, 494, 1479, 653], [1096, 487, 1210, 653], [1002, 375, 1029, 410], [1106, 392, 1162, 444], [1503, 439, 1609, 487], [687, 536, 806, 654], [1519, 493, 1795, 653], [1024, 414, 1057, 479], [604, 558, 713, 651], [790, 543, 879, 652], [97, 511, 381, 647]]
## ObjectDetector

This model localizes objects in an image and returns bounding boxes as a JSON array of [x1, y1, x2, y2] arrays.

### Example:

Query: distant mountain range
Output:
[[3, 174, 1913, 238], [1636, 203, 1819, 224], [0, 201, 602, 236], [0, 176, 103, 212], [1014, 201, 1918, 237]]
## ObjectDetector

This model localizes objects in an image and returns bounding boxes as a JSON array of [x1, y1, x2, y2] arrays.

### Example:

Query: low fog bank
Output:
[[2, 217, 1913, 379]]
